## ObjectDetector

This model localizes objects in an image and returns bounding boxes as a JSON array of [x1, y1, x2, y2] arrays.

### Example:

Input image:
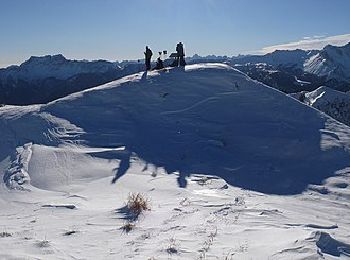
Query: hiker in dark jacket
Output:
[[154, 57, 164, 70], [144, 46, 153, 70], [176, 42, 186, 66]]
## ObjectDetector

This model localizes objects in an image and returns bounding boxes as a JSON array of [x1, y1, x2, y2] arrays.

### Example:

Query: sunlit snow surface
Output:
[[1, 64, 350, 259]]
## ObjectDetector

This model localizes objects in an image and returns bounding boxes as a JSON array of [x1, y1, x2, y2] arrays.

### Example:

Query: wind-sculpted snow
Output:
[[1, 64, 350, 259], [3, 143, 32, 190], [2, 63, 350, 194]]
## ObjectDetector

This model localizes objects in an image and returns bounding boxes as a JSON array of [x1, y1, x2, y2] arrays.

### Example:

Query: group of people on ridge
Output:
[[144, 42, 186, 71]]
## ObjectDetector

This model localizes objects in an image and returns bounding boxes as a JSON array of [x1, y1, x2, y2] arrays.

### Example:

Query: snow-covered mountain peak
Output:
[[304, 42, 350, 81], [1, 63, 350, 259], [231, 43, 350, 92], [323, 42, 350, 53], [0, 54, 120, 82], [22, 54, 68, 66], [270, 49, 305, 55], [0, 55, 146, 105], [2, 63, 350, 194]]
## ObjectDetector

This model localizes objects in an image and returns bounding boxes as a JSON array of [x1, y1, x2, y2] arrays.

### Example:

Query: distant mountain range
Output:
[[0, 55, 142, 105], [232, 49, 317, 69], [232, 43, 350, 93], [1, 42, 349, 105]]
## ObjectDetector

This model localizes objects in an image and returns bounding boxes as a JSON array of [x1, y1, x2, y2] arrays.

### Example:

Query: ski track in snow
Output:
[[161, 96, 220, 115]]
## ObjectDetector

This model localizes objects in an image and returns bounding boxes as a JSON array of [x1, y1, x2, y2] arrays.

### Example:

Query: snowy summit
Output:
[[1, 64, 350, 259]]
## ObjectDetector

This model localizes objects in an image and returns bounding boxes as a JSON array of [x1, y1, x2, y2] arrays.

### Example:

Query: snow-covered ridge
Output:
[[2, 63, 350, 194], [1, 63, 350, 259], [290, 86, 350, 126]]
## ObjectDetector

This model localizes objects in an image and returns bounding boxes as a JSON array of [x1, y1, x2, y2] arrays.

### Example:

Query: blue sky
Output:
[[1, 0, 350, 67]]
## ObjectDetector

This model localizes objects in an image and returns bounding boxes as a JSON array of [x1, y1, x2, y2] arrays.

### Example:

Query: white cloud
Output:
[[258, 34, 350, 54]]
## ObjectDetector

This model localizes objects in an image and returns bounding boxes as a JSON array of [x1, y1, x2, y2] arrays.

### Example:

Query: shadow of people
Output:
[[177, 171, 190, 188], [111, 150, 131, 184], [44, 65, 350, 195], [141, 71, 148, 81]]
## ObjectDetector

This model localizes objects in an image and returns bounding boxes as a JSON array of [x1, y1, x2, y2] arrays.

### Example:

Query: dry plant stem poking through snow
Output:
[[127, 192, 150, 217], [126, 192, 151, 220], [119, 193, 150, 233], [120, 222, 136, 234]]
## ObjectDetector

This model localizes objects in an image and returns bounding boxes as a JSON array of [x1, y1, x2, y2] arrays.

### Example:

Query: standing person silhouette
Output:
[[176, 42, 186, 67], [144, 46, 153, 71]]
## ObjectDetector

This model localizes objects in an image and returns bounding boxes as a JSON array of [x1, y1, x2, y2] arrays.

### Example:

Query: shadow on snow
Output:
[[45, 67, 350, 195]]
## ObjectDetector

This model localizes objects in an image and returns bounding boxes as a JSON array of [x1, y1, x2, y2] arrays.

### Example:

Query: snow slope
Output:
[[1, 64, 350, 259]]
